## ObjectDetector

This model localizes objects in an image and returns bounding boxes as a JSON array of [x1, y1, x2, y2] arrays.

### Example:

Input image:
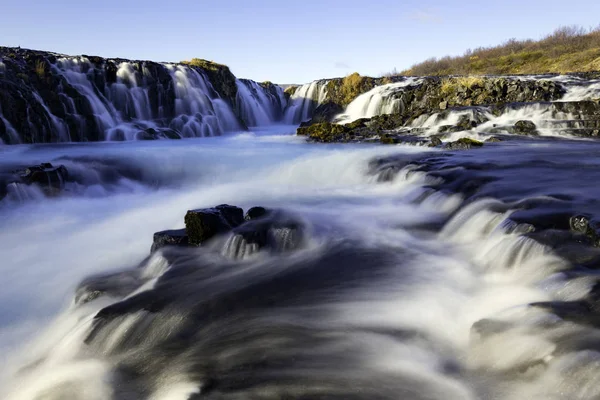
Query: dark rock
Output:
[[222, 212, 305, 259], [184, 204, 244, 246], [152, 229, 189, 253], [429, 136, 443, 147], [569, 215, 600, 247], [444, 137, 484, 150], [19, 163, 69, 195], [485, 136, 502, 142], [310, 102, 344, 124], [514, 120, 538, 135], [245, 206, 270, 221]]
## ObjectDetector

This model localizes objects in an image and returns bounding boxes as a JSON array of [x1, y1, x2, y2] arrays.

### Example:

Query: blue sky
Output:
[[1, 0, 599, 83]]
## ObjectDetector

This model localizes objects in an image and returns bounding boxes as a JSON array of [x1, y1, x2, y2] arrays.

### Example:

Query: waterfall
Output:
[[0, 53, 291, 144], [334, 78, 423, 124], [0, 113, 21, 144], [235, 79, 287, 127], [284, 80, 330, 124]]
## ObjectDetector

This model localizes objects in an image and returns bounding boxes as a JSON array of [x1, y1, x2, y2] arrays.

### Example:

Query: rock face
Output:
[[0, 47, 287, 144]]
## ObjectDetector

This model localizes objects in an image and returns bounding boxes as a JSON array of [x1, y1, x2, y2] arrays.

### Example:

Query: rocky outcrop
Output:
[[152, 204, 304, 258], [294, 77, 600, 144], [300, 76, 564, 128]]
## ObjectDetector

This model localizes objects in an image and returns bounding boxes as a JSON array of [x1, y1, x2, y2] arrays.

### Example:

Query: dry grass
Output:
[[397, 25, 600, 76], [440, 76, 485, 95], [35, 60, 46, 79], [182, 58, 229, 71]]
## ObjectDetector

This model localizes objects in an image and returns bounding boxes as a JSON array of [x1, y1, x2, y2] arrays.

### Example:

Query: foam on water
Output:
[[2, 133, 598, 399]]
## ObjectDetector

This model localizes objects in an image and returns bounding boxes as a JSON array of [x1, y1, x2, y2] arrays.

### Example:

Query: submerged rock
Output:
[[444, 137, 484, 150]]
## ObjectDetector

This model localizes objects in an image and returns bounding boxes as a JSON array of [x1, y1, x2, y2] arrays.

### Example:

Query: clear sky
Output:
[[2, 0, 600, 84]]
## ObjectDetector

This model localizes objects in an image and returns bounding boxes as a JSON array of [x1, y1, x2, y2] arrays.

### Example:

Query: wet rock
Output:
[[514, 120, 538, 135], [7, 162, 70, 196], [184, 204, 244, 245], [429, 136, 443, 147], [309, 102, 344, 124], [485, 136, 502, 142], [569, 215, 600, 247], [152, 229, 189, 253], [222, 212, 305, 259], [444, 137, 484, 150], [245, 206, 270, 221]]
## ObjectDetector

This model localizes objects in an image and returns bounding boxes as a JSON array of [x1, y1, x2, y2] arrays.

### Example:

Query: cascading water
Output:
[[334, 77, 423, 124], [3, 132, 600, 399], [284, 80, 330, 124], [0, 51, 288, 144], [235, 79, 287, 126]]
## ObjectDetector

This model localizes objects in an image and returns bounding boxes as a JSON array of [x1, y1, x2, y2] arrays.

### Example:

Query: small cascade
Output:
[[284, 80, 330, 124], [335, 78, 423, 124], [0, 114, 21, 144], [167, 64, 241, 137], [235, 79, 287, 126]]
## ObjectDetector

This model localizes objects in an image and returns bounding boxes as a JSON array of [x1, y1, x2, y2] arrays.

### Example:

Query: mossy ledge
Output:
[[181, 58, 238, 107]]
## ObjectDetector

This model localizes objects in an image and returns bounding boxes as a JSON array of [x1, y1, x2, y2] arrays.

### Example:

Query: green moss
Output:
[[182, 58, 229, 71], [326, 73, 379, 107], [284, 86, 298, 96], [343, 118, 369, 130], [297, 122, 348, 142], [182, 58, 237, 105]]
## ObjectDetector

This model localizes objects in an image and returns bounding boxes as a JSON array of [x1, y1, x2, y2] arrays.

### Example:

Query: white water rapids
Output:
[[1, 125, 598, 399]]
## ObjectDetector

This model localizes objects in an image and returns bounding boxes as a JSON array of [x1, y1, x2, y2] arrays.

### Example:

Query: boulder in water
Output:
[[513, 120, 538, 135], [445, 137, 484, 150], [184, 204, 244, 245]]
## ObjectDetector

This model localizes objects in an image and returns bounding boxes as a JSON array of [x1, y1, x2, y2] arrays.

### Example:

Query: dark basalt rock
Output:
[[225, 211, 304, 257], [151, 205, 304, 260], [513, 120, 538, 135], [184, 204, 244, 246], [152, 229, 189, 253]]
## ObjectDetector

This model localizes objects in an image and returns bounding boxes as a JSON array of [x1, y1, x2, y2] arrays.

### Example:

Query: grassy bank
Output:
[[400, 26, 600, 76]]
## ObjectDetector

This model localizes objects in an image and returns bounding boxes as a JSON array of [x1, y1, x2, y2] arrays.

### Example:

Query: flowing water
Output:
[[2, 121, 600, 399], [3, 69, 600, 399]]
